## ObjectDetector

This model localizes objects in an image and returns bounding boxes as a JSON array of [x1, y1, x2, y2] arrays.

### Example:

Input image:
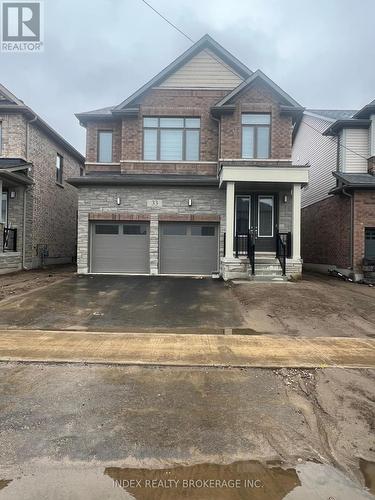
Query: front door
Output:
[[235, 194, 277, 252]]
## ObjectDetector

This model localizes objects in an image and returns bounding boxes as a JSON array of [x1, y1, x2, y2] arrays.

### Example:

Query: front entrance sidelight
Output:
[[235, 194, 277, 252]]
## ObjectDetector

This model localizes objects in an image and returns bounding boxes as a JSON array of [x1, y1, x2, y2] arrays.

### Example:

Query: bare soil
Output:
[[233, 272, 375, 337], [0, 364, 373, 498], [0, 265, 75, 302]]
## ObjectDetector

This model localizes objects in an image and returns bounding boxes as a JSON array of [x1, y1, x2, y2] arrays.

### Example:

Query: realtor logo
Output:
[[1, 1, 44, 52]]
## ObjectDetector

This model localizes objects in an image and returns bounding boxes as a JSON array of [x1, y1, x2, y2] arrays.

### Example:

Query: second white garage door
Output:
[[159, 222, 219, 275]]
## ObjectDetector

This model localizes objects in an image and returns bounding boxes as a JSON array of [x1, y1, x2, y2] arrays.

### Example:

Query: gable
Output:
[[0, 89, 17, 105], [157, 49, 244, 89]]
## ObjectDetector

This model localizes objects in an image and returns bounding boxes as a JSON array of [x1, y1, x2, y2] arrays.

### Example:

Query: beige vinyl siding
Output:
[[292, 114, 337, 208], [341, 128, 369, 173], [158, 49, 243, 89]]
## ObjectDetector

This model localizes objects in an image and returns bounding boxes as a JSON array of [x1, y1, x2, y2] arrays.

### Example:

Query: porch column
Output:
[[225, 181, 235, 258], [292, 183, 301, 259], [0, 179, 2, 223]]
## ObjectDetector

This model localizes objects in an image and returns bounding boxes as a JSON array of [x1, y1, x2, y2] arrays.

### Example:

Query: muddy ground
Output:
[[0, 266, 75, 302], [233, 272, 375, 337], [0, 364, 373, 498]]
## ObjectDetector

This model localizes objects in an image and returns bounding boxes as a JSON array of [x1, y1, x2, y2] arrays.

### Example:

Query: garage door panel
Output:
[[160, 223, 218, 275], [91, 223, 149, 273]]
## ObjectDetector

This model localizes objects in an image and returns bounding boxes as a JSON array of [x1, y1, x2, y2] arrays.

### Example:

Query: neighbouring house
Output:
[[68, 34, 308, 281], [293, 101, 375, 281], [0, 83, 85, 274]]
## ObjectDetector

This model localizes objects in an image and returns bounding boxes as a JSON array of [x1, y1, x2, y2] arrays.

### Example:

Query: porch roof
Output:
[[219, 163, 309, 187], [329, 172, 375, 193], [0, 159, 33, 186]]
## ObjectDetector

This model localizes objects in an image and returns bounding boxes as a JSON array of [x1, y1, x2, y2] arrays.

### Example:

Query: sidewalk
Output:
[[0, 330, 374, 368]]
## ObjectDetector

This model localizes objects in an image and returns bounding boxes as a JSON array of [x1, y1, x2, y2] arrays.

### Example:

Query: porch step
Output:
[[251, 275, 288, 282], [255, 265, 283, 272]]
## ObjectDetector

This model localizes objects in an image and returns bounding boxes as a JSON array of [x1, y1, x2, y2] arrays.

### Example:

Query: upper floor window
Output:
[[143, 117, 200, 161], [98, 130, 113, 163], [56, 153, 63, 184], [241, 113, 271, 159], [0, 122, 2, 154]]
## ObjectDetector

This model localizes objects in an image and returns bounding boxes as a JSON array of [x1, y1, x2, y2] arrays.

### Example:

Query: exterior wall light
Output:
[[283, 194, 288, 203], [116, 197, 121, 205], [188, 199, 192, 207]]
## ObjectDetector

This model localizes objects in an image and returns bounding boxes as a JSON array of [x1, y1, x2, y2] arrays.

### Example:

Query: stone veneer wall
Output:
[[77, 186, 226, 274]]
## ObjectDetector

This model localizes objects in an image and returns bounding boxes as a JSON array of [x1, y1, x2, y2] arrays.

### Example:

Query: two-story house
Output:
[[69, 35, 308, 281], [293, 100, 375, 280], [0, 84, 85, 274]]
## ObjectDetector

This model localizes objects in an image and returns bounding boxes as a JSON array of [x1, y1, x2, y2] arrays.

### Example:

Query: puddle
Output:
[[0, 460, 373, 499], [361, 459, 375, 495]]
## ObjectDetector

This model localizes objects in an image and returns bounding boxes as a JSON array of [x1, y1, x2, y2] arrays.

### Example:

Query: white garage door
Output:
[[91, 222, 150, 273]]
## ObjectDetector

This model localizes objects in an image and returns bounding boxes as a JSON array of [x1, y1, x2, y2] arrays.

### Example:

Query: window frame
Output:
[[97, 130, 113, 163], [257, 195, 274, 238], [56, 153, 63, 185], [241, 113, 271, 159], [1, 190, 8, 225], [143, 117, 201, 161]]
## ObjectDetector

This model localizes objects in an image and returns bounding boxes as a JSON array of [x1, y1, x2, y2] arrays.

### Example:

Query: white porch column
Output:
[[225, 181, 235, 258], [292, 183, 301, 259]]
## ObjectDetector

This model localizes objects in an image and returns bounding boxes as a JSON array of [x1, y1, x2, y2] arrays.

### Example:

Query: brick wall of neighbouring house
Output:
[[27, 122, 83, 266], [85, 119, 122, 163], [353, 190, 375, 272], [0, 113, 27, 157], [301, 195, 351, 268], [76, 185, 226, 274], [221, 80, 293, 159]]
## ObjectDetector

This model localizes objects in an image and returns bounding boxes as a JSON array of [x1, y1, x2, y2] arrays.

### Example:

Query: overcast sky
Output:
[[1, 0, 374, 154]]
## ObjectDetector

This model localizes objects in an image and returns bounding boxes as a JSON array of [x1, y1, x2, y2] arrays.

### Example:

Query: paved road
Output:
[[0, 330, 374, 368]]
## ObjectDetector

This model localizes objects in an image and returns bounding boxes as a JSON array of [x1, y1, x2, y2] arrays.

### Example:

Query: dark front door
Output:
[[235, 194, 277, 252]]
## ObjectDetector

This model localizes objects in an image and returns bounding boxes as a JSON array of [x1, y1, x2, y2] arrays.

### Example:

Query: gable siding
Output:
[[292, 114, 337, 208], [158, 49, 243, 89], [342, 128, 369, 173]]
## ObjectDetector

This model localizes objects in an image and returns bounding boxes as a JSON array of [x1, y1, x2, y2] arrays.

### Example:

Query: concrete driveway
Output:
[[0, 275, 244, 331]]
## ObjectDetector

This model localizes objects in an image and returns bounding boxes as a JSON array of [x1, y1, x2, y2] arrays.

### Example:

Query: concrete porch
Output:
[[219, 163, 309, 281]]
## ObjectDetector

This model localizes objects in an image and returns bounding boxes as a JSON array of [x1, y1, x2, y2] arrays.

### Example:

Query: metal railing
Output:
[[234, 231, 256, 275], [3, 227, 17, 252], [276, 232, 291, 276]]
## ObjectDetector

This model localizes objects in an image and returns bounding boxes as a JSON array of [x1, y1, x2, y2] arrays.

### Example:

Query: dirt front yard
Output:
[[0, 266, 75, 302], [233, 272, 375, 338]]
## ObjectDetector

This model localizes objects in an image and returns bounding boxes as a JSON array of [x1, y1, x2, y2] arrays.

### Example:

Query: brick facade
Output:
[[353, 190, 375, 272], [221, 81, 293, 159], [1, 110, 84, 272], [27, 122, 83, 266], [301, 195, 351, 269]]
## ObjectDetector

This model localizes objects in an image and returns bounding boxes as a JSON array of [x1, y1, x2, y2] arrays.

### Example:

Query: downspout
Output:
[[342, 187, 353, 272], [211, 114, 221, 176], [23, 113, 37, 269], [22, 185, 30, 269]]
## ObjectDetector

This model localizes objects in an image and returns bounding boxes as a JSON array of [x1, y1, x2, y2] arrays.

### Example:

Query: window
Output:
[[143, 117, 200, 161], [123, 224, 148, 235], [95, 224, 119, 235], [365, 228, 375, 258], [98, 131, 113, 163], [191, 225, 216, 236], [0, 122, 2, 154], [56, 154, 63, 184], [241, 114, 270, 159], [1, 191, 7, 224], [163, 224, 187, 236], [258, 196, 274, 237]]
